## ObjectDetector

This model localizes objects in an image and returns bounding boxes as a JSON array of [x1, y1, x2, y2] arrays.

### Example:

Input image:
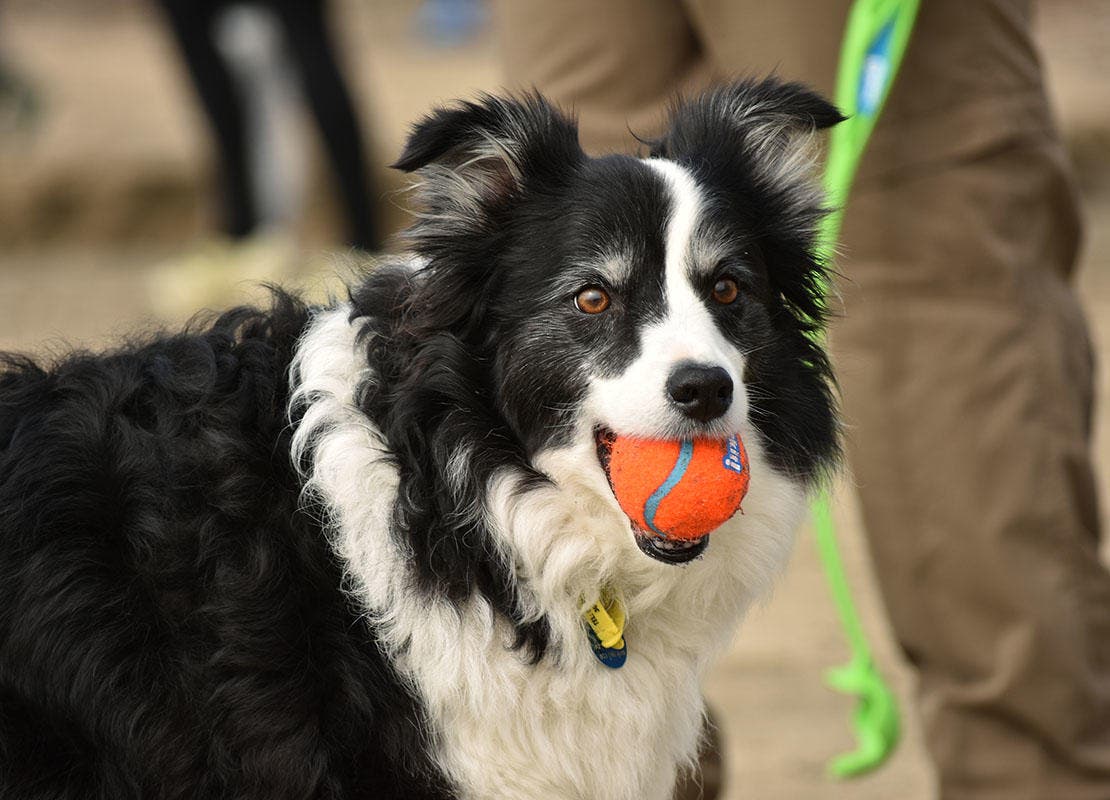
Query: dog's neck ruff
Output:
[[289, 303, 807, 800]]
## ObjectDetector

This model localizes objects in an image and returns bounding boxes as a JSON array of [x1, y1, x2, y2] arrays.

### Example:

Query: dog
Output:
[[0, 79, 840, 800]]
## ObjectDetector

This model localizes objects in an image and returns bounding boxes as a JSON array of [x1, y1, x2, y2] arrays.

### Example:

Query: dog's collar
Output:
[[583, 592, 626, 669]]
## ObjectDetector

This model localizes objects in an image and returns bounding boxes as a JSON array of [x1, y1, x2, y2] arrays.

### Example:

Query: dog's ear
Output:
[[393, 93, 583, 217], [649, 77, 843, 167]]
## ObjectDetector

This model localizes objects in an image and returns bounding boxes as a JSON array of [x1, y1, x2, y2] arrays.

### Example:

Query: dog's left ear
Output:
[[649, 77, 844, 167], [393, 93, 583, 219]]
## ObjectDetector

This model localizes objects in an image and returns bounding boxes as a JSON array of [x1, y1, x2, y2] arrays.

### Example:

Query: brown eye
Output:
[[712, 277, 739, 305], [575, 286, 611, 314]]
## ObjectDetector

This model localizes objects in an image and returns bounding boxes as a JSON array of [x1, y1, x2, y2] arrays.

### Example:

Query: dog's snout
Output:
[[666, 363, 733, 422]]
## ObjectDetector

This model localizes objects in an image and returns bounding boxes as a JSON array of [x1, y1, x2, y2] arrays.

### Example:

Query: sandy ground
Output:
[[1, 3, 1109, 798]]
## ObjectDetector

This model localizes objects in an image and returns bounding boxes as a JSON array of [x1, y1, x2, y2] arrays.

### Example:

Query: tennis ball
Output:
[[599, 433, 750, 540]]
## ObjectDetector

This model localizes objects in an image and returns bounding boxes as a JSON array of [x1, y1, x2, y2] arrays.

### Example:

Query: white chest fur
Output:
[[290, 306, 807, 800]]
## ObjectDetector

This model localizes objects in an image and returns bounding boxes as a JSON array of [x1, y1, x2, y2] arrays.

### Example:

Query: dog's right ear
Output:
[[648, 78, 844, 164], [393, 93, 583, 221]]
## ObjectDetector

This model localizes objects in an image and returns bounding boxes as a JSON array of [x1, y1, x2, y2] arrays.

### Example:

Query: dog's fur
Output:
[[0, 80, 840, 800]]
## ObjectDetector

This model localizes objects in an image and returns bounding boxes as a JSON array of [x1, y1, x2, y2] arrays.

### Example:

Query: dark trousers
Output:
[[157, 0, 378, 250]]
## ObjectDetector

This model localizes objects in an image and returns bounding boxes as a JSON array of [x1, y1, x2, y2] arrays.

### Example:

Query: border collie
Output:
[[0, 79, 840, 799]]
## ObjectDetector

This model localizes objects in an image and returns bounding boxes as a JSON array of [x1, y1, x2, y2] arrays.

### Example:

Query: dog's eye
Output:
[[711, 277, 739, 305], [575, 286, 611, 314]]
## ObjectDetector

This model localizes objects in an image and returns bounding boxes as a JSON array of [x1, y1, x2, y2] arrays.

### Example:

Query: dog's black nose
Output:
[[666, 363, 733, 422]]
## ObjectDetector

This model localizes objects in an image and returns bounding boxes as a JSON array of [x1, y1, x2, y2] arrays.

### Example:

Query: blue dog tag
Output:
[[586, 626, 627, 669]]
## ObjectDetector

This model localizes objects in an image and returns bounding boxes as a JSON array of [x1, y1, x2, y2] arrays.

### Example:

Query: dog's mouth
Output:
[[633, 531, 710, 564], [595, 427, 709, 565]]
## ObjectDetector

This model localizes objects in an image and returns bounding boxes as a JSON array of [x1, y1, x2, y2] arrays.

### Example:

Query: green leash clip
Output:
[[812, 0, 920, 780]]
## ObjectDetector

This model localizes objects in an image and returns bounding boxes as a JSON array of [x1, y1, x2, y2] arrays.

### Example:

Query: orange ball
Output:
[[601, 434, 750, 540]]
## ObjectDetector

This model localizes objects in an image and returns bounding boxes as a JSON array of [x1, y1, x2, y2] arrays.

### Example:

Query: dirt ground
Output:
[[1, 2, 1109, 798]]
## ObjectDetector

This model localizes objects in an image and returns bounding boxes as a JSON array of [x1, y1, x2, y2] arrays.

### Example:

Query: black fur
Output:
[[0, 80, 840, 799], [349, 271, 553, 661], [0, 297, 451, 799]]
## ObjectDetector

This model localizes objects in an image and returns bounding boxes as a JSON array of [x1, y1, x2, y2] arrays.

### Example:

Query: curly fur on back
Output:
[[0, 297, 450, 799]]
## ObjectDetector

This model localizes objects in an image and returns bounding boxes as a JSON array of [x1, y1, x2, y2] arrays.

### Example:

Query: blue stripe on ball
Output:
[[643, 439, 695, 537]]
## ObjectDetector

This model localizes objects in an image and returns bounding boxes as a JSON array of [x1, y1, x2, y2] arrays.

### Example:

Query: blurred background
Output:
[[1, 1, 1108, 797]]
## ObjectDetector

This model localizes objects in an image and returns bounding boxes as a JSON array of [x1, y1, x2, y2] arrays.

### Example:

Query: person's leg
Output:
[[269, 0, 379, 251], [681, 0, 850, 99], [831, 2, 1110, 797], [156, 0, 257, 238], [496, 0, 712, 155], [697, 0, 1110, 794]]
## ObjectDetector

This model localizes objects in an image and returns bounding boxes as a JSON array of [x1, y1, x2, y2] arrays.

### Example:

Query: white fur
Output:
[[290, 285, 807, 799], [588, 160, 749, 439]]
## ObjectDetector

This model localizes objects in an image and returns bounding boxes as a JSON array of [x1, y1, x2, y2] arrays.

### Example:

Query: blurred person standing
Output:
[[497, 2, 1110, 799], [0, 0, 40, 138], [155, 0, 379, 252]]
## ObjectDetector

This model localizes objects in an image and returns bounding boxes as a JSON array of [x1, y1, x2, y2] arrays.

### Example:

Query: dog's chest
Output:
[[399, 604, 707, 800]]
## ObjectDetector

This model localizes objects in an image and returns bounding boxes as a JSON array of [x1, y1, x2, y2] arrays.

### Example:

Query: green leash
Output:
[[812, 0, 920, 779]]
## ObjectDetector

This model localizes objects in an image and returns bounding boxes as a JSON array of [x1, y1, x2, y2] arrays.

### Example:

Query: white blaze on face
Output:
[[587, 159, 749, 438]]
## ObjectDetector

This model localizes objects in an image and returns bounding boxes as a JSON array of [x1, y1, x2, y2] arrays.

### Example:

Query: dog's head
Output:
[[357, 80, 840, 631]]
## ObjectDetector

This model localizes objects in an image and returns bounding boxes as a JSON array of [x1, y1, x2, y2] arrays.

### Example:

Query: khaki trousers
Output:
[[498, 2, 1110, 798]]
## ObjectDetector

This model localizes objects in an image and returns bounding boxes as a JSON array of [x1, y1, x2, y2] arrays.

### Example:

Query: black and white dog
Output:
[[0, 79, 840, 799]]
